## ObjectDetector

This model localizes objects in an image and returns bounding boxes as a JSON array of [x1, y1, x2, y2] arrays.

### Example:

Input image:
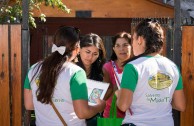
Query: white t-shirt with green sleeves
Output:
[[24, 62, 88, 126], [121, 55, 183, 126]]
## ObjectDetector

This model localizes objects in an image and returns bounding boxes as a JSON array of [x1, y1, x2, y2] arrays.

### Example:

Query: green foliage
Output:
[[0, 0, 70, 28]]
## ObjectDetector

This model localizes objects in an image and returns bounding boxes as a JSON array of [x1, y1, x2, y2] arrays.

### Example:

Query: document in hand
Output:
[[86, 79, 109, 106]]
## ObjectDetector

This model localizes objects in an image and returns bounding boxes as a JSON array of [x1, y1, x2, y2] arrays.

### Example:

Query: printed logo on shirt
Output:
[[148, 71, 173, 90], [35, 76, 40, 86], [146, 93, 172, 103], [52, 98, 65, 102]]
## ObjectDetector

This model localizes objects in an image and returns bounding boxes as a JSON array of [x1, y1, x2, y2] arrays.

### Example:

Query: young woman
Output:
[[76, 33, 107, 126], [116, 19, 186, 126], [77, 33, 106, 81], [24, 27, 105, 126], [103, 32, 132, 118]]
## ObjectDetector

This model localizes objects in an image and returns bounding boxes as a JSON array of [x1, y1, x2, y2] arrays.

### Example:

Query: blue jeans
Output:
[[121, 123, 136, 126]]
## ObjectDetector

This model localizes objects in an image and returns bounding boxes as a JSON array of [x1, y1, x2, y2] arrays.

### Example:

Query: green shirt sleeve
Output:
[[24, 73, 31, 90], [70, 70, 88, 100], [121, 64, 138, 92], [176, 70, 183, 90], [23, 64, 38, 90]]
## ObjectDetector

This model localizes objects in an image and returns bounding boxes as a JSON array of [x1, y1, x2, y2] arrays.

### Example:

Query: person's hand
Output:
[[95, 98, 106, 112], [113, 85, 118, 92], [114, 90, 120, 98]]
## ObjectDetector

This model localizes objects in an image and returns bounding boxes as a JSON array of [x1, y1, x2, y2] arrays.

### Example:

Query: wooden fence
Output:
[[0, 24, 194, 126], [181, 26, 194, 126], [0, 24, 22, 126]]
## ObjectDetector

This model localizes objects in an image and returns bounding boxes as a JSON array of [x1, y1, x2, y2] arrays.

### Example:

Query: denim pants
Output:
[[121, 123, 136, 126]]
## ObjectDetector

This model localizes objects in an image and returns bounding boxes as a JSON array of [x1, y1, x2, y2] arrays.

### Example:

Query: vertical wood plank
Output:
[[181, 26, 194, 126], [0, 25, 10, 126], [10, 25, 22, 126]]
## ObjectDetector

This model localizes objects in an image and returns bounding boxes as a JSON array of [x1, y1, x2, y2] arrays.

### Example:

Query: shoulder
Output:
[[103, 61, 112, 69], [28, 62, 41, 76], [154, 55, 177, 68], [129, 57, 148, 65], [62, 62, 84, 75], [162, 56, 175, 64], [161, 56, 179, 70]]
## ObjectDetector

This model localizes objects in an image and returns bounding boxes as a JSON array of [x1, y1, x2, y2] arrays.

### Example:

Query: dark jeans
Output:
[[121, 123, 136, 126]]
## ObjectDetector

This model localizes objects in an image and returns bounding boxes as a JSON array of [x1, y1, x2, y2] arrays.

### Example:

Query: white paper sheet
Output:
[[86, 79, 109, 106]]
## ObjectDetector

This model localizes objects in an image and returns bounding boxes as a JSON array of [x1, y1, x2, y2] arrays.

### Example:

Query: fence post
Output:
[[10, 24, 22, 126], [0, 24, 22, 126], [0, 24, 11, 126], [181, 26, 194, 126]]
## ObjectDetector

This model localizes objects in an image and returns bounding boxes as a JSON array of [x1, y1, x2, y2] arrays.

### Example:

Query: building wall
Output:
[[32, 0, 174, 18], [30, 18, 132, 64]]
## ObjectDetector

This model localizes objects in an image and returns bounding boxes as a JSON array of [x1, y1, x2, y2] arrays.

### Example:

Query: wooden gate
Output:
[[0, 24, 22, 126], [181, 26, 194, 126]]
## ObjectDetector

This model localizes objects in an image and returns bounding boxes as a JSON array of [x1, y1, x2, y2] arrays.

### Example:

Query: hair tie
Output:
[[51, 44, 66, 55]]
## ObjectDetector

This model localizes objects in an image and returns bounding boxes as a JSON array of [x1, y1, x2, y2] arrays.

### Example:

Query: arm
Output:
[[116, 88, 133, 112], [172, 89, 186, 112], [73, 99, 105, 119], [116, 64, 137, 112], [171, 70, 186, 112], [24, 89, 34, 110], [70, 69, 105, 119], [24, 72, 34, 110], [103, 68, 113, 100]]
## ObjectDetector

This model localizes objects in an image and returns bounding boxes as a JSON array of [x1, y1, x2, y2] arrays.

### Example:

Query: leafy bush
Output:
[[0, 0, 70, 28]]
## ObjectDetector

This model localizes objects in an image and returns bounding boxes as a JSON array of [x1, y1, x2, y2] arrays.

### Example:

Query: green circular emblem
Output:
[[148, 72, 173, 90]]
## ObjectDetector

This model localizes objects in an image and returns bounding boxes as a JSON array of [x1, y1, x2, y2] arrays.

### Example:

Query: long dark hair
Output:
[[124, 18, 164, 65], [77, 33, 106, 81], [33, 26, 80, 104], [110, 31, 132, 61]]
